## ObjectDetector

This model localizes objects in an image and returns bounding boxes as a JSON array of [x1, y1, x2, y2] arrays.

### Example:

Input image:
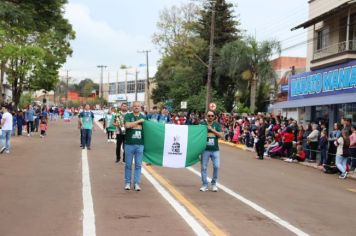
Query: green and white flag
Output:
[[143, 121, 207, 168]]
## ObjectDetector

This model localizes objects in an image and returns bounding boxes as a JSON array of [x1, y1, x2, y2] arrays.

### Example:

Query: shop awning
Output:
[[272, 93, 356, 109], [291, 0, 356, 31]]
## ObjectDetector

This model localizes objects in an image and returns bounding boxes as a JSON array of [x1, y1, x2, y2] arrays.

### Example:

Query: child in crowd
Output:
[[264, 137, 279, 157], [40, 117, 47, 138], [285, 144, 306, 162], [319, 130, 328, 166]]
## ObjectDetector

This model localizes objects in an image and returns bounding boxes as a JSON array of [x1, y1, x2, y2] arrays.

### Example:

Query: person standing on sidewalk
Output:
[[123, 101, 146, 191], [25, 105, 35, 136], [104, 107, 116, 142], [200, 111, 223, 192], [79, 104, 94, 150], [255, 118, 267, 160], [307, 124, 320, 162], [1, 105, 13, 154], [114, 103, 128, 163], [335, 130, 350, 179]]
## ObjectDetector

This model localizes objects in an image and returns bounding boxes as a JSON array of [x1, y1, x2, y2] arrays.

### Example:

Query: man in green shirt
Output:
[[124, 101, 146, 191], [78, 104, 94, 150], [200, 111, 223, 192]]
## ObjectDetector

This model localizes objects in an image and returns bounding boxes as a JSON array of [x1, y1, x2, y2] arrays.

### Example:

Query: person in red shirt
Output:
[[285, 144, 306, 162], [282, 126, 294, 158], [274, 129, 282, 143]]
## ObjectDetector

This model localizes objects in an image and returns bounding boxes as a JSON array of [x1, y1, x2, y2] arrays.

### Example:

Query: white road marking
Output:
[[82, 148, 96, 236], [187, 167, 309, 236], [142, 168, 209, 236]]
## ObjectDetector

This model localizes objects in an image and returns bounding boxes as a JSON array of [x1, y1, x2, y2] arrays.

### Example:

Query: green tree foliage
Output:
[[218, 37, 280, 113], [196, 0, 240, 49], [0, 0, 75, 107], [152, 1, 279, 113]]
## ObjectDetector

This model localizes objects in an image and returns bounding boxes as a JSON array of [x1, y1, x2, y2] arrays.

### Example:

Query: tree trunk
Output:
[[0, 61, 5, 104], [250, 74, 257, 113]]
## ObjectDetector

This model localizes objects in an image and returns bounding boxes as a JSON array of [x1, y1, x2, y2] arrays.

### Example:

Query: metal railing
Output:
[[313, 40, 356, 60]]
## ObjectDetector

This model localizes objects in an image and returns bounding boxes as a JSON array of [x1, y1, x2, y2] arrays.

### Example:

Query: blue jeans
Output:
[[320, 148, 327, 165], [124, 144, 144, 185], [336, 155, 348, 174], [2, 130, 12, 151], [201, 151, 220, 186], [81, 129, 92, 148]]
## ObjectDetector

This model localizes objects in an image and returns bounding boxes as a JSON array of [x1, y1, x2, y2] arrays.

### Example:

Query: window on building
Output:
[[118, 82, 125, 94], [137, 80, 146, 93], [109, 83, 116, 94], [127, 81, 135, 93], [316, 28, 329, 50]]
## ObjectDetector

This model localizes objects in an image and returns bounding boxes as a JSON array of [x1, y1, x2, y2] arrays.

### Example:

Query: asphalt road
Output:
[[0, 118, 355, 236]]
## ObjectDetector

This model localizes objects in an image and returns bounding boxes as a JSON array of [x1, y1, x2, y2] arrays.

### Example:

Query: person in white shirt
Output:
[[1, 105, 13, 154]]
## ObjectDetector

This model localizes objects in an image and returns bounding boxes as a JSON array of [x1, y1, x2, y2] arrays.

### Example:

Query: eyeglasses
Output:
[[207, 115, 215, 117]]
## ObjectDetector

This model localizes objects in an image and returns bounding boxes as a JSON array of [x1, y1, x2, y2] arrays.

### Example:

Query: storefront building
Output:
[[273, 0, 356, 129]]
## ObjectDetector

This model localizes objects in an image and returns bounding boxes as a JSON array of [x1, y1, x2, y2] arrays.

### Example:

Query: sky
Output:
[[61, 0, 309, 83]]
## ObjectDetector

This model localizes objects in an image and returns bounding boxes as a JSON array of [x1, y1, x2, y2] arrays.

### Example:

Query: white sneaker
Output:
[[27, 134, 31, 137], [107, 139, 110, 143], [124, 183, 131, 190], [200, 185, 208, 192], [211, 185, 218, 192], [284, 158, 292, 163], [5, 150, 9, 154], [134, 184, 141, 191]]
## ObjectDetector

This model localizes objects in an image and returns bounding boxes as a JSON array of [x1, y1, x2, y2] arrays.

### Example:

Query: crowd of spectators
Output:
[[215, 112, 356, 179], [144, 106, 356, 179]]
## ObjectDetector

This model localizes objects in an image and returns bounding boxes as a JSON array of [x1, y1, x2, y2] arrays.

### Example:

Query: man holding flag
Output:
[[200, 111, 223, 192], [124, 101, 146, 191]]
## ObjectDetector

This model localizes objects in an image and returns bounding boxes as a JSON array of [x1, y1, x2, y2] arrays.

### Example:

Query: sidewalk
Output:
[[219, 140, 356, 180]]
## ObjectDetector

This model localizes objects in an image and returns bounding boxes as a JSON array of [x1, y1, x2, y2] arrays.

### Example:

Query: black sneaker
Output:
[[87, 147, 91, 150], [0, 147, 6, 154]]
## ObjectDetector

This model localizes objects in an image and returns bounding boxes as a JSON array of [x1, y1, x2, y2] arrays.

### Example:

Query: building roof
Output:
[[272, 57, 306, 70], [291, 0, 356, 31]]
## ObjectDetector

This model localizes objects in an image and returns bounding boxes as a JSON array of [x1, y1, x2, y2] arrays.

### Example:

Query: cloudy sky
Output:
[[61, 0, 309, 83]]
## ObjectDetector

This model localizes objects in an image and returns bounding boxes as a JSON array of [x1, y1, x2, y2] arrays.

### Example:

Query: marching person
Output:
[[114, 103, 128, 163], [104, 107, 116, 142], [1, 105, 13, 154], [78, 104, 95, 150], [200, 110, 223, 192], [25, 104, 35, 136], [124, 101, 146, 191]]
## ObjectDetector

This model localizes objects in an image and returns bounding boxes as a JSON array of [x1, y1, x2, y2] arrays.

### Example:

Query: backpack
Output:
[[342, 137, 350, 157]]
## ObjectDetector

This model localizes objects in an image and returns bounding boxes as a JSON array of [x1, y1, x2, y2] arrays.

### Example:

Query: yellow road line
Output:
[[145, 166, 227, 236], [347, 188, 356, 193]]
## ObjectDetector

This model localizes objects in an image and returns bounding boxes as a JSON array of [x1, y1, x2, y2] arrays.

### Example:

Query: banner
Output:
[[143, 121, 207, 168]]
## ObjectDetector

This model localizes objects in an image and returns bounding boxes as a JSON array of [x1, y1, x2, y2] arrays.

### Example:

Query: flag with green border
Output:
[[143, 121, 207, 168]]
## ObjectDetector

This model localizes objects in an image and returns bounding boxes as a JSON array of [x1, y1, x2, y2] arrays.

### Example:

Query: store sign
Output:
[[289, 60, 356, 100], [280, 84, 289, 93]]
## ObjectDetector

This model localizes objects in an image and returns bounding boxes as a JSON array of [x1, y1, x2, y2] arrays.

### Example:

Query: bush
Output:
[[19, 93, 34, 109]]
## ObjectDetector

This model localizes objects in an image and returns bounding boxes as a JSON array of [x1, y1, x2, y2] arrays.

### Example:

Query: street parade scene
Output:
[[0, 0, 356, 236]]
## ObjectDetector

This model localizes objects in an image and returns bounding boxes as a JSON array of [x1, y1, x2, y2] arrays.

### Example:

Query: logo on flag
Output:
[[170, 136, 181, 155]]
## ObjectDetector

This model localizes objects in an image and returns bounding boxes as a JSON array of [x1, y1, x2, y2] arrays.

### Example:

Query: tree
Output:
[[0, 0, 75, 107], [243, 37, 280, 113], [216, 40, 249, 111], [195, 0, 241, 108], [219, 37, 280, 113], [196, 0, 240, 49]]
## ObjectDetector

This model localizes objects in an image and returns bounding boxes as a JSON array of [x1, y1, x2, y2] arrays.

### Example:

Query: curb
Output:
[[219, 140, 356, 181]]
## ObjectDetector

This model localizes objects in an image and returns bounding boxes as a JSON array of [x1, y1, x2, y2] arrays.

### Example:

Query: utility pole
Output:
[[97, 65, 107, 100], [138, 50, 151, 112], [206, 0, 216, 113], [65, 70, 70, 101], [135, 69, 139, 101]]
